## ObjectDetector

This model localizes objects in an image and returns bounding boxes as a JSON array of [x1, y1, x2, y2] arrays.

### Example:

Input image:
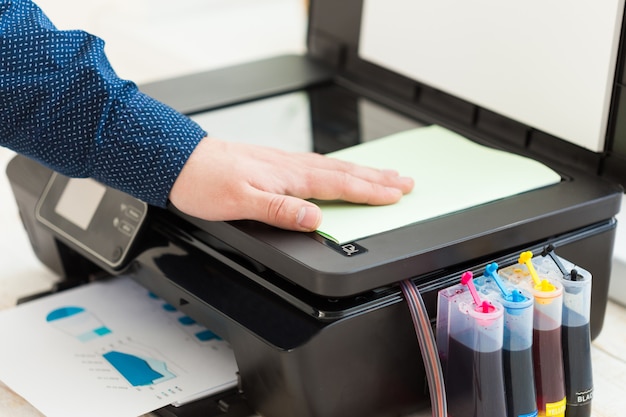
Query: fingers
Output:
[[245, 191, 322, 232], [285, 166, 413, 206], [289, 153, 415, 198], [243, 169, 410, 232]]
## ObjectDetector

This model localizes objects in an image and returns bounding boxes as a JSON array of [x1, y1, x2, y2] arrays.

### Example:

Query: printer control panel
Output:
[[35, 173, 147, 270]]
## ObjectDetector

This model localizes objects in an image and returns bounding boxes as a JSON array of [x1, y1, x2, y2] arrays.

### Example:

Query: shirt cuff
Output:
[[90, 91, 207, 208]]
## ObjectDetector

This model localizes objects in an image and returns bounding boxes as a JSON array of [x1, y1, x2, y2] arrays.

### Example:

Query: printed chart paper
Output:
[[0, 276, 238, 417]]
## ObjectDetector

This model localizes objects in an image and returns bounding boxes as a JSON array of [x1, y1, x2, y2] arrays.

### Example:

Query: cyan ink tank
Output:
[[480, 263, 538, 417], [500, 252, 566, 417], [535, 248, 594, 417], [436, 272, 507, 417]]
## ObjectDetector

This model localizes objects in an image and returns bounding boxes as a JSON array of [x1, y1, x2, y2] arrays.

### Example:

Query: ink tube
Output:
[[483, 263, 538, 417], [437, 272, 507, 417], [500, 252, 567, 417], [536, 251, 593, 417]]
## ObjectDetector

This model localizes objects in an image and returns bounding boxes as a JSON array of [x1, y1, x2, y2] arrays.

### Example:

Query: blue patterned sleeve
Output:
[[0, 0, 207, 207]]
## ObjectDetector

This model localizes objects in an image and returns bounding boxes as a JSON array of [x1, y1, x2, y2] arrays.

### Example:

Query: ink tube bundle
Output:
[[436, 272, 507, 417], [500, 252, 567, 417], [480, 263, 538, 417], [534, 249, 593, 417]]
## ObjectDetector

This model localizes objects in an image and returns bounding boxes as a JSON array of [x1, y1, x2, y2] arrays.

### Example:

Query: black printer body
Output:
[[7, 1, 626, 416]]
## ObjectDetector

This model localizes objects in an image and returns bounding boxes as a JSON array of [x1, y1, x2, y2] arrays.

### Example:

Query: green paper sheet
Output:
[[316, 125, 561, 244]]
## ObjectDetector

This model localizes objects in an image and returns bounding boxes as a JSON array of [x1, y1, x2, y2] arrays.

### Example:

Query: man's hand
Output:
[[169, 137, 414, 231]]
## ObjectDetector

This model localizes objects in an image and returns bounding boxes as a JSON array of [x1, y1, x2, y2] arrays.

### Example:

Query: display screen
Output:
[[54, 178, 107, 230]]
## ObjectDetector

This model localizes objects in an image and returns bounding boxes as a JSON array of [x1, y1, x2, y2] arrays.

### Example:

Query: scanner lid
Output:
[[307, 0, 626, 188]]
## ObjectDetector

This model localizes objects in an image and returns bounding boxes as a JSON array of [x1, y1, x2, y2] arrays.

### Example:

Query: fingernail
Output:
[[297, 206, 321, 230], [399, 176, 414, 189]]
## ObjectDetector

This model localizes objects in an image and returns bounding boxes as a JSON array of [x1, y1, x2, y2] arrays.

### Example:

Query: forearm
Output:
[[0, 0, 205, 206]]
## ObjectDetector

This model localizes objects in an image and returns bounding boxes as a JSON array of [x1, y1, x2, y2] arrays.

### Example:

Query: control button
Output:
[[118, 220, 135, 236], [125, 205, 142, 222], [111, 246, 123, 262]]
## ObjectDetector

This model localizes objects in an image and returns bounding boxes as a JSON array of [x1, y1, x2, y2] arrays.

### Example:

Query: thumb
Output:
[[252, 192, 322, 232]]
